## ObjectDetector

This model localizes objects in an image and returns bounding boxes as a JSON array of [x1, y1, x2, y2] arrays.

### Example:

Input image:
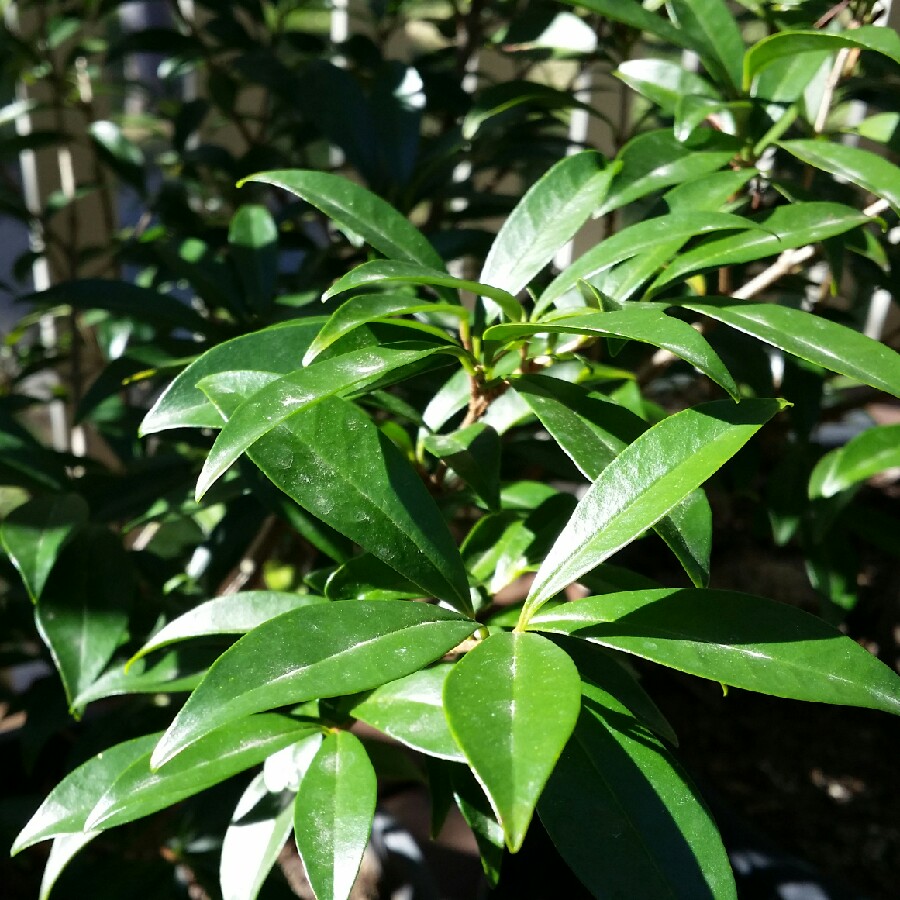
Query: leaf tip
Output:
[[9, 831, 29, 857]]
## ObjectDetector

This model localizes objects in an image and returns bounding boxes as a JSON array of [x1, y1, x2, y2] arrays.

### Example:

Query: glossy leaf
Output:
[[779, 139, 900, 215], [73, 650, 205, 709], [11, 733, 160, 853], [293, 731, 377, 900], [443, 632, 581, 851], [203, 382, 471, 610], [596, 130, 738, 217], [538, 211, 760, 312], [151, 600, 477, 767], [0, 493, 88, 602], [324, 553, 422, 601], [558, 637, 677, 746], [616, 59, 718, 116], [485, 309, 739, 400], [86, 715, 313, 831], [809, 424, 900, 499], [480, 151, 617, 299], [423, 423, 501, 510], [663, 169, 756, 213], [220, 773, 295, 900], [513, 375, 711, 587], [195, 343, 457, 498], [667, 0, 743, 92], [559, 0, 688, 49], [682, 299, 900, 399], [239, 170, 443, 268], [650, 203, 869, 291], [530, 589, 900, 715], [40, 832, 98, 900], [744, 25, 900, 92], [140, 319, 324, 434], [350, 665, 464, 761], [521, 399, 785, 622], [229, 204, 278, 315], [322, 259, 522, 320], [752, 50, 832, 107], [452, 765, 505, 885], [463, 494, 576, 595], [130, 591, 325, 664], [602, 240, 691, 303], [35, 526, 132, 711], [539, 678, 735, 899], [303, 293, 467, 365]]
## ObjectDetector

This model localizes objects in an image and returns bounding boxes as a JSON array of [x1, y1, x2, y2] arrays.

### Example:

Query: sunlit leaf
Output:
[[151, 601, 477, 767], [530, 588, 900, 715], [444, 632, 581, 851]]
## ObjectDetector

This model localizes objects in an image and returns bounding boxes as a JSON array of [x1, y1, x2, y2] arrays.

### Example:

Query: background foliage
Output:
[[2, 1, 900, 898]]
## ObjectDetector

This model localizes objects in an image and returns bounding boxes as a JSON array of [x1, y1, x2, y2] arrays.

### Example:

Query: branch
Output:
[[733, 198, 888, 300]]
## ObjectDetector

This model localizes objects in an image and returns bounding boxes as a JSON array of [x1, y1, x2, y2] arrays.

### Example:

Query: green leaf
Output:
[[675, 96, 753, 144], [681, 299, 900, 399], [463, 80, 599, 140], [480, 151, 617, 300], [485, 309, 739, 400], [667, 0, 744, 93], [779, 139, 900, 216], [559, 0, 688, 49], [140, 319, 325, 434], [538, 211, 760, 312], [11, 733, 160, 853], [322, 259, 521, 320], [85, 715, 313, 831], [73, 650, 205, 709], [558, 637, 678, 746], [521, 399, 785, 622], [462, 495, 576, 595], [616, 59, 719, 116], [650, 203, 869, 291], [303, 293, 467, 365], [596, 130, 738, 218], [744, 25, 900, 92], [539, 678, 735, 899], [350, 665, 464, 761], [203, 382, 471, 610], [130, 591, 325, 665], [239, 170, 444, 268], [325, 553, 422, 601], [663, 169, 756, 213], [40, 832, 98, 900], [443, 632, 581, 852], [530, 588, 900, 715], [293, 731, 377, 900], [752, 50, 832, 106], [220, 773, 295, 900], [195, 343, 458, 499], [809, 424, 900, 499], [513, 376, 711, 587], [35, 526, 132, 712], [451, 765, 505, 885], [151, 601, 477, 767], [602, 241, 692, 303], [229, 204, 279, 316], [0, 493, 88, 602], [423, 423, 501, 510]]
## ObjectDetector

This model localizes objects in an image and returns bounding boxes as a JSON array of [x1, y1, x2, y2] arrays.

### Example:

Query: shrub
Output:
[[3, 1, 900, 898]]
